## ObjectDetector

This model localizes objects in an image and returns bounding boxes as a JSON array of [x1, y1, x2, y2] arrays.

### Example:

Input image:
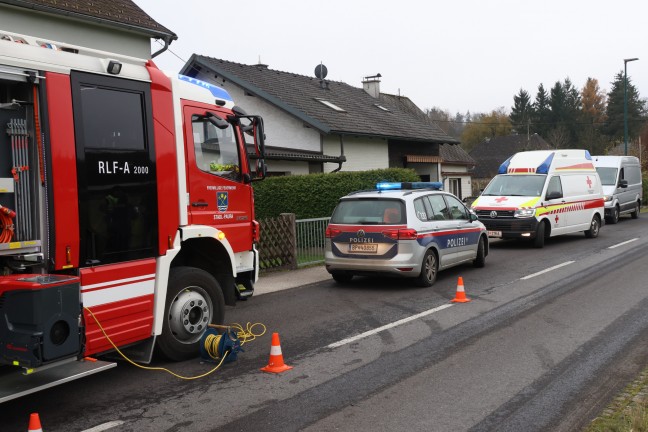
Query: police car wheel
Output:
[[416, 249, 438, 287], [331, 272, 353, 283], [157, 267, 225, 361], [473, 237, 486, 268], [585, 216, 600, 238], [608, 206, 619, 224]]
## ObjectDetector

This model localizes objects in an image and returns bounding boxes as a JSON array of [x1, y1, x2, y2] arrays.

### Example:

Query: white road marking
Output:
[[520, 261, 575, 280], [81, 421, 125, 432], [327, 303, 454, 348], [608, 238, 638, 249]]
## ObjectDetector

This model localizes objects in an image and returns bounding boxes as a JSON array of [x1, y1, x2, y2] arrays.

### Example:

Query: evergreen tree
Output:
[[603, 71, 646, 142], [546, 79, 581, 147], [562, 78, 582, 147], [531, 84, 551, 138], [510, 89, 532, 134], [549, 80, 567, 125]]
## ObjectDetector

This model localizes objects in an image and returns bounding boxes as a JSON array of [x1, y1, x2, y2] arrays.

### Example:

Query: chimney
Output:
[[362, 73, 382, 98]]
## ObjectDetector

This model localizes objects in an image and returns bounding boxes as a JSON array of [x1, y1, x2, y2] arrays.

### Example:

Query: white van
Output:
[[472, 150, 605, 248], [592, 155, 642, 224]]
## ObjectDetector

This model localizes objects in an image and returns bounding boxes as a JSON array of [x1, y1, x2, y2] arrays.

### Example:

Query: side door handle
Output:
[[192, 201, 208, 207]]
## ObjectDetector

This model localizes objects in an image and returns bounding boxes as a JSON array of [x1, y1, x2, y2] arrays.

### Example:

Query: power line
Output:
[[154, 39, 186, 64], [429, 117, 647, 127]]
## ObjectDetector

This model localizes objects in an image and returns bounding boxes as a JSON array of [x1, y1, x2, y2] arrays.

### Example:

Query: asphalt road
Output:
[[3, 214, 648, 432]]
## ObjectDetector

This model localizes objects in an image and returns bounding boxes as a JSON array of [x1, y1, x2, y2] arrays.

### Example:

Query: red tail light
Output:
[[382, 229, 399, 240], [382, 229, 417, 240], [398, 229, 418, 240], [325, 227, 342, 238]]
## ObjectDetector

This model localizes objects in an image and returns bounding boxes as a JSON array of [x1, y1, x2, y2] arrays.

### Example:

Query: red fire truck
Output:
[[0, 30, 266, 402]]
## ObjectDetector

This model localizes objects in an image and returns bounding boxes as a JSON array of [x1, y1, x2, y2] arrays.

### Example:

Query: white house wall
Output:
[[0, 6, 151, 59], [323, 136, 388, 173], [192, 71, 321, 154], [442, 164, 473, 198], [409, 164, 440, 181]]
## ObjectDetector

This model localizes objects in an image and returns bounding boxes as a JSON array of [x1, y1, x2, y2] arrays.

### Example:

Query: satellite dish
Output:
[[314, 64, 328, 80]]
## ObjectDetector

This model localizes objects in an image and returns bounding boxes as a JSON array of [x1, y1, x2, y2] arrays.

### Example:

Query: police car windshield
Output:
[[596, 167, 618, 186], [331, 198, 405, 225], [481, 174, 546, 197]]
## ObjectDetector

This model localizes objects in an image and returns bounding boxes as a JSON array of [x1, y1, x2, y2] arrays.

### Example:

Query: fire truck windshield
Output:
[[192, 116, 241, 180]]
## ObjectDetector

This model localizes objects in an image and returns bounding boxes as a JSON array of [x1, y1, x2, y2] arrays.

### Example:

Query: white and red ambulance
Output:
[[471, 150, 604, 248]]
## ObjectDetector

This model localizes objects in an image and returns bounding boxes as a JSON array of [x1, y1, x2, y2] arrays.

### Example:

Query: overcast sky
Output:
[[133, 0, 647, 115]]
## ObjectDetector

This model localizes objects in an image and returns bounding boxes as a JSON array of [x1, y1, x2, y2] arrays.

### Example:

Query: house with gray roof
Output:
[[469, 134, 552, 190], [181, 56, 475, 198], [0, 0, 175, 59]]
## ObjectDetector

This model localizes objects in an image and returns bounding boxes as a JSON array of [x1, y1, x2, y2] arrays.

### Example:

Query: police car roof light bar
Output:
[[376, 182, 443, 191]]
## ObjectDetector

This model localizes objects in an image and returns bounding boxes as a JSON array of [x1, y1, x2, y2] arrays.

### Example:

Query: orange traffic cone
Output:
[[28, 413, 43, 432], [260, 332, 293, 373], [451, 276, 471, 303]]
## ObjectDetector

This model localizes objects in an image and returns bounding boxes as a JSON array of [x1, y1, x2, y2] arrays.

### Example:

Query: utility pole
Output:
[[624, 58, 639, 155]]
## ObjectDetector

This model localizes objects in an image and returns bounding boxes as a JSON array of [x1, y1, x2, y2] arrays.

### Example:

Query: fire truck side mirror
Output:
[[253, 159, 267, 181], [206, 111, 229, 129], [253, 117, 266, 157]]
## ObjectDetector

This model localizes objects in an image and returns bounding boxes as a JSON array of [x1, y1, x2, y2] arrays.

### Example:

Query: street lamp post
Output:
[[624, 57, 639, 155]]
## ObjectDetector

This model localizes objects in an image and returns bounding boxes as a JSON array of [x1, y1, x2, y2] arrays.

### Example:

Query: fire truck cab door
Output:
[[183, 106, 253, 252]]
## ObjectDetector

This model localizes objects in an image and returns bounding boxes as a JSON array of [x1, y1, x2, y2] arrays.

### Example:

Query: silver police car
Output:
[[324, 182, 489, 286]]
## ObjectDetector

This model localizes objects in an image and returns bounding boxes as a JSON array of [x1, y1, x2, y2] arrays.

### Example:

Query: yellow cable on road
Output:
[[84, 307, 266, 380]]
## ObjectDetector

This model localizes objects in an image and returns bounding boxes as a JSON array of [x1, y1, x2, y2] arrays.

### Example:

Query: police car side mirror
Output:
[[470, 212, 478, 222]]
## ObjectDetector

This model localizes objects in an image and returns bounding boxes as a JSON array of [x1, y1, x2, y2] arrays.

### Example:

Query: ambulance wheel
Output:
[[473, 236, 486, 268], [158, 267, 225, 361], [331, 272, 353, 283], [416, 249, 438, 287], [608, 206, 619, 224], [585, 215, 601, 238], [631, 201, 640, 219], [533, 222, 546, 248]]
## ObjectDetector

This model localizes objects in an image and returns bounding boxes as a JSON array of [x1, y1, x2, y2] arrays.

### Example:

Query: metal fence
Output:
[[295, 217, 330, 267]]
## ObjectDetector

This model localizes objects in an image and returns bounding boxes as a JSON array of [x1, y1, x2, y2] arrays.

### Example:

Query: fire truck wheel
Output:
[[158, 267, 225, 361]]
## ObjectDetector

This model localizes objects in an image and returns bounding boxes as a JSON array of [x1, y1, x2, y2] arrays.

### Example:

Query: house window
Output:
[[315, 98, 346, 112], [449, 178, 462, 197]]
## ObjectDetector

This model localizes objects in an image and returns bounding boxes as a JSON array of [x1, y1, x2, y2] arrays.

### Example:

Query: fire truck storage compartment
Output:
[[0, 73, 41, 252], [0, 275, 81, 368]]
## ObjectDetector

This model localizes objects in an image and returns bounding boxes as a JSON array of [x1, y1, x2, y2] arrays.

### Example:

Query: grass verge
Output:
[[585, 367, 648, 431]]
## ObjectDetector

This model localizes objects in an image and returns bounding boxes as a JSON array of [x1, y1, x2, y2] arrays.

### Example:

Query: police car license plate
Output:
[[487, 230, 502, 238], [349, 243, 378, 253]]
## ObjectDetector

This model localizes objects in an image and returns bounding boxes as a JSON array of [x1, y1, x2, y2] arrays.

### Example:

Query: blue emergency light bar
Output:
[[376, 182, 443, 191], [178, 74, 233, 101], [535, 153, 554, 174]]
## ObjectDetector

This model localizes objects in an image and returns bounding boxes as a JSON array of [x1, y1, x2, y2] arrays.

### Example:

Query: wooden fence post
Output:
[[281, 213, 298, 270]]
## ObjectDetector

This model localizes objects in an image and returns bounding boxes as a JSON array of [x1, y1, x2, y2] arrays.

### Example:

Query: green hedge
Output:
[[253, 168, 421, 219]]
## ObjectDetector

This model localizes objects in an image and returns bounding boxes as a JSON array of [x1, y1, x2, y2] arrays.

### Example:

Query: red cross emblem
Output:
[[586, 176, 592, 188], [555, 215, 559, 224], [495, 197, 508, 203]]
